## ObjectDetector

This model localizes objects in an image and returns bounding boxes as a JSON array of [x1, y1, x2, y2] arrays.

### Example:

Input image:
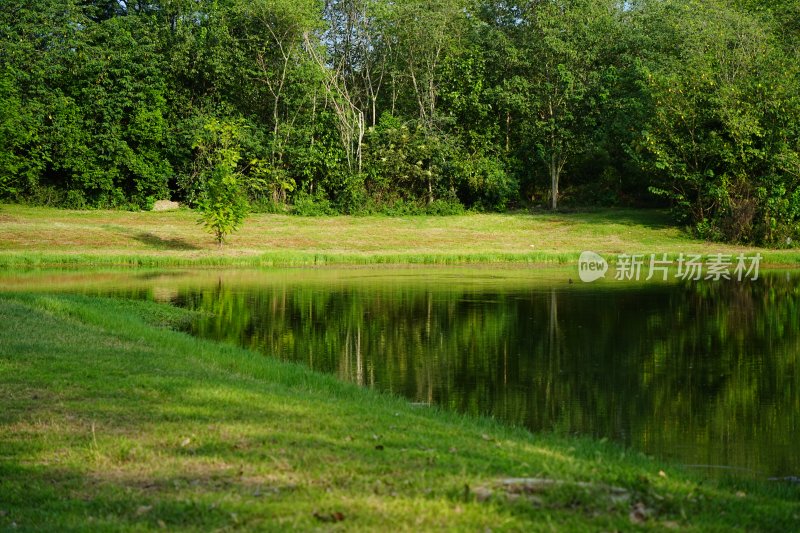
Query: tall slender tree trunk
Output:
[[505, 112, 511, 152], [550, 153, 559, 211]]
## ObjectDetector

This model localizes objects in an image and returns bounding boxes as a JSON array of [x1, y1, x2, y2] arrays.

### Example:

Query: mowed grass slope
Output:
[[2, 204, 798, 267], [1, 294, 799, 531]]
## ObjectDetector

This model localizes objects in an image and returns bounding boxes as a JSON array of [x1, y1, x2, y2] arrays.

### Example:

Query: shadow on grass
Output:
[[541, 208, 676, 230], [132, 232, 199, 251], [4, 294, 800, 531], [0, 462, 236, 531]]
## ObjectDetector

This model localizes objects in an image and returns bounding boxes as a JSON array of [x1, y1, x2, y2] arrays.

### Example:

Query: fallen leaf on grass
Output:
[[135, 505, 152, 516], [473, 486, 492, 502], [629, 502, 652, 524], [313, 511, 345, 523]]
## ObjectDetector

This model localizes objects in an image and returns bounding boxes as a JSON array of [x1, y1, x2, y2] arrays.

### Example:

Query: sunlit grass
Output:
[[1, 294, 798, 530], [2, 204, 798, 267]]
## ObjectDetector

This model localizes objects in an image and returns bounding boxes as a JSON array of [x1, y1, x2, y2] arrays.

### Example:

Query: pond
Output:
[[4, 267, 799, 477]]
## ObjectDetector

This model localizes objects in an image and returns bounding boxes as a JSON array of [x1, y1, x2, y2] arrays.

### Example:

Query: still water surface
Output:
[[5, 268, 799, 477]]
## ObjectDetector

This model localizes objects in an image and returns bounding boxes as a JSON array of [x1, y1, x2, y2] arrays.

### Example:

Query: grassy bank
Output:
[[1, 293, 798, 531], [2, 204, 799, 268]]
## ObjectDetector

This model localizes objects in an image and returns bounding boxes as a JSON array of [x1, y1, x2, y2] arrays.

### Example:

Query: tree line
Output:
[[1, 0, 798, 244]]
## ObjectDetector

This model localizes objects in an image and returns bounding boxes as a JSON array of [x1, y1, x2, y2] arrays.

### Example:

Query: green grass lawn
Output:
[[2, 204, 799, 267], [1, 294, 799, 531]]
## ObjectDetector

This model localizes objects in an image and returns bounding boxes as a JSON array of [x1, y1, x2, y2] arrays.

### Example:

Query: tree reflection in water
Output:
[[176, 273, 800, 476]]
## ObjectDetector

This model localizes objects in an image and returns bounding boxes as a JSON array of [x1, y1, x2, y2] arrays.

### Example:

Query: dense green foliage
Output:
[[192, 119, 249, 244], [1, 0, 799, 243]]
